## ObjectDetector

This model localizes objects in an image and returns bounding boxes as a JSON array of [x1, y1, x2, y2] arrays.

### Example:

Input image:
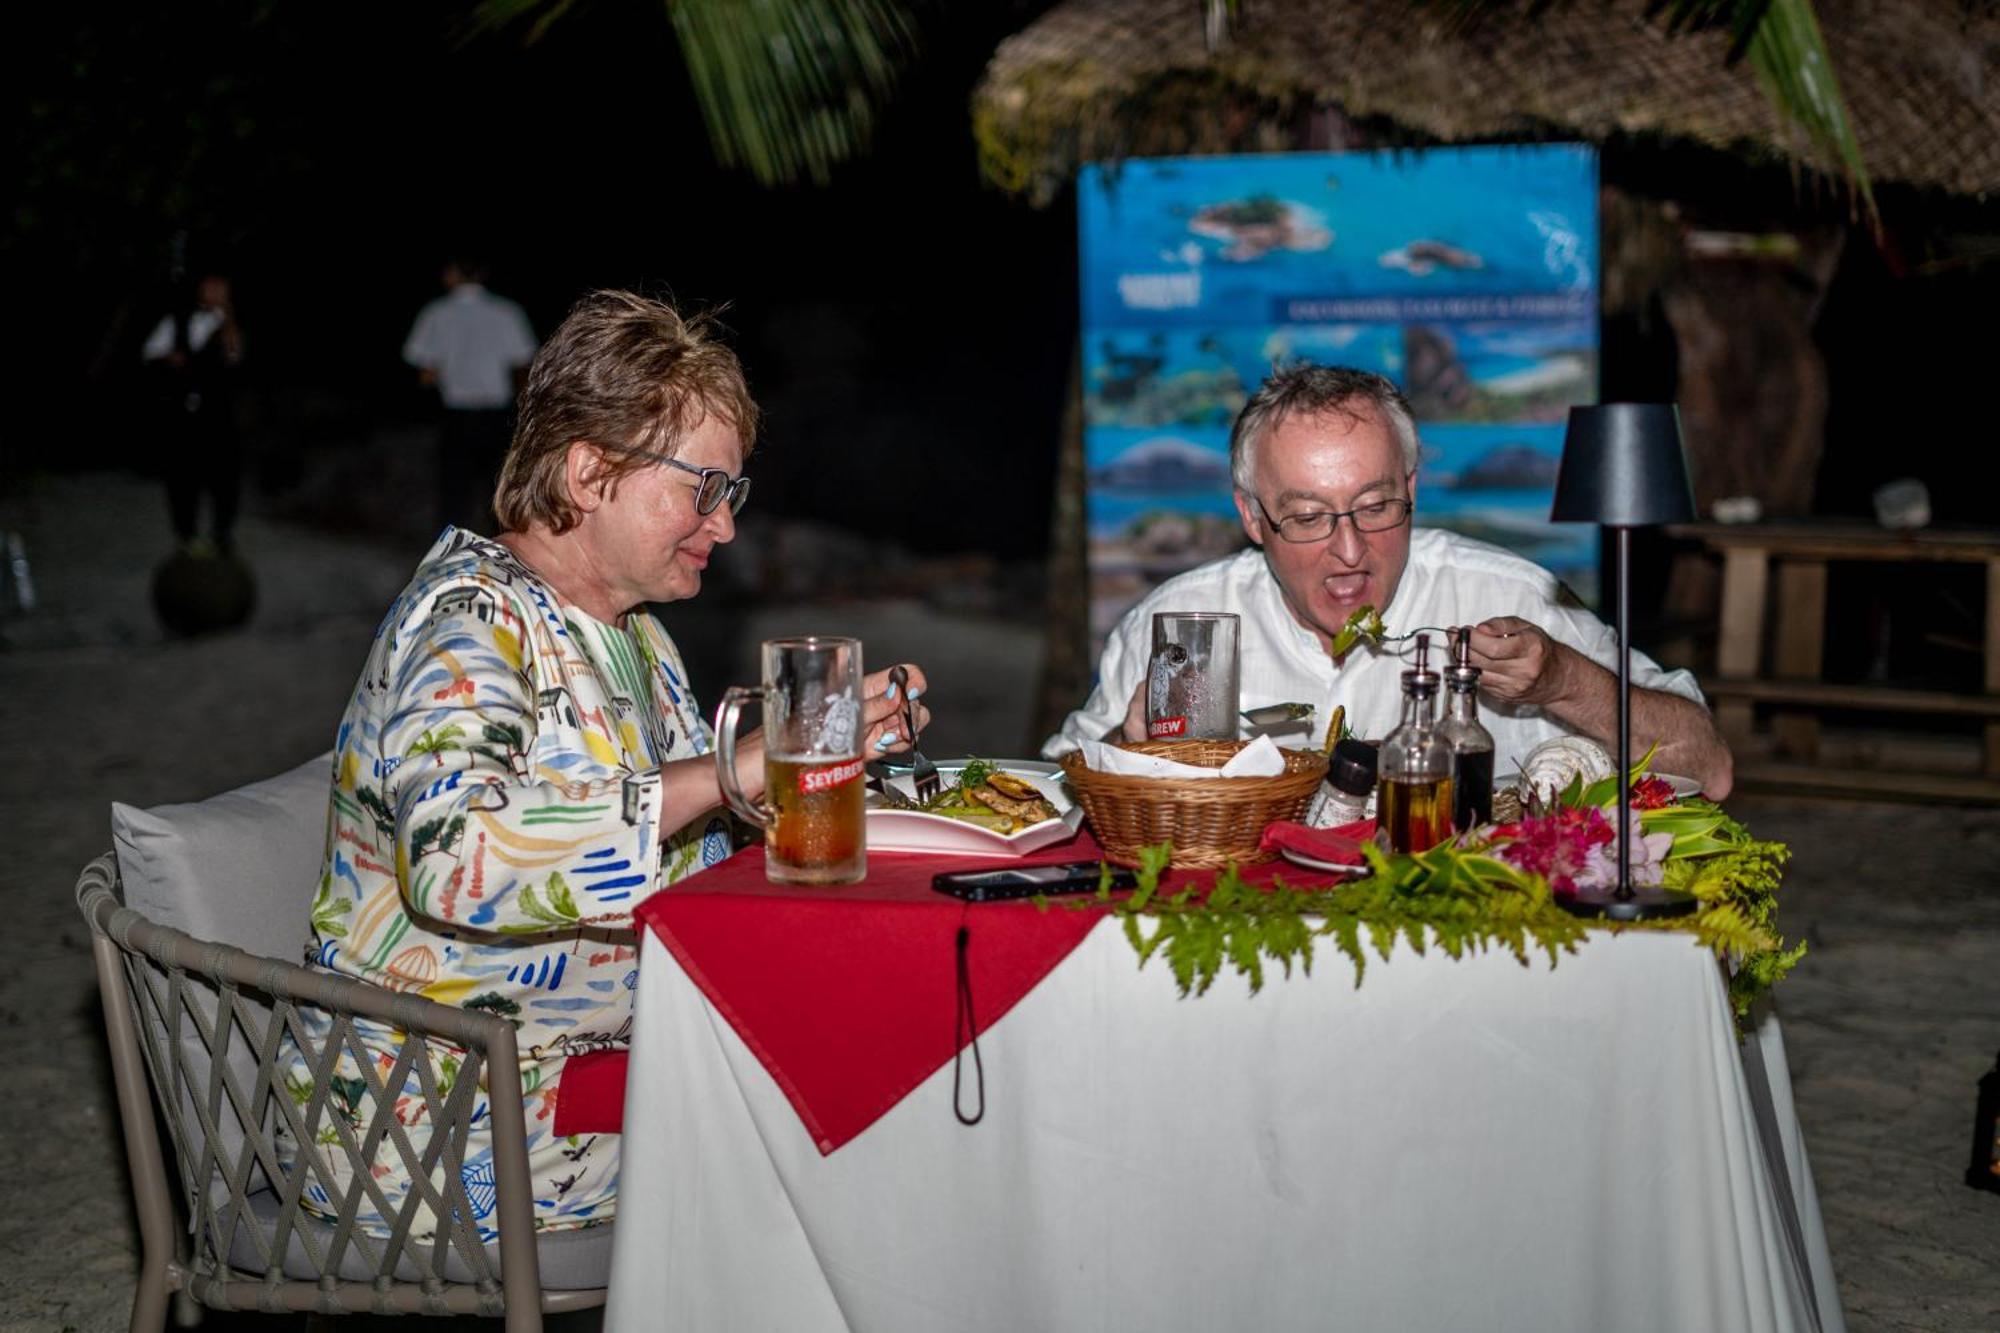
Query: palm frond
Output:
[[467, 0, 590, 46], [1651, 0, 1873, 218], [1740, 0, 1874, 220], [1433, 0, 1875, 223], [470, 0, 920, 187], [671, 0, 919, 185]]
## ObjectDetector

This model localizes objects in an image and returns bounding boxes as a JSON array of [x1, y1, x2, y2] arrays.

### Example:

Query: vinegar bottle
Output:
[[1440, 627, 1497, 832], [1376, 634, 1453, 852]]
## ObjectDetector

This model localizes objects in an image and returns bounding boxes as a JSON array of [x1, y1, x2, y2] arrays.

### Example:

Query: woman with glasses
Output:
[[285, 290, 930, 1243]]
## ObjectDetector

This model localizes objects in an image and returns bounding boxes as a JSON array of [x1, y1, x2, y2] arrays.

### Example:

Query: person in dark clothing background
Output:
[[141, 271, 245, 553]]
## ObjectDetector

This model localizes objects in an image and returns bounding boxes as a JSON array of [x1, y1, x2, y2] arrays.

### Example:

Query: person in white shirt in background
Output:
[[143, 271, 247, 553], [403, 256, 539, 532], [1045, 365, 1734, 798]]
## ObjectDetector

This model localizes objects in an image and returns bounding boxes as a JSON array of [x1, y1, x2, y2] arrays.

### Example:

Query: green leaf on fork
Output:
[[1326, 605, 1387, 660]]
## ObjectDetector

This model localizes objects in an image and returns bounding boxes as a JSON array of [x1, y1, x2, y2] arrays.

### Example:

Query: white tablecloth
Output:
[[606, 922, 1843, 1333]]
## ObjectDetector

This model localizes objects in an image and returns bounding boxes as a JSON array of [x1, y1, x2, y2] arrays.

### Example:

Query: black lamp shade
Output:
[[1550, 404, 1696, 527]]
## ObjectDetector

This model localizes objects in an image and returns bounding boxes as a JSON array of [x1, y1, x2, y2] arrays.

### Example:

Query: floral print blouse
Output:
[[285, 527, 732, 1238]]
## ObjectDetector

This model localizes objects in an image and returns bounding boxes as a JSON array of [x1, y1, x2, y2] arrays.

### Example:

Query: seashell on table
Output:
[[1514, 736, 1614, 803]]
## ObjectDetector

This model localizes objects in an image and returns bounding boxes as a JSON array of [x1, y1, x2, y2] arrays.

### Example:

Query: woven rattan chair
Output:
[[80, 761, 610, 1331]]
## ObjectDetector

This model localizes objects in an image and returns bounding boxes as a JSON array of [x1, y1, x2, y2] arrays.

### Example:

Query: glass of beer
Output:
[[714, 636, 867, 885], [1146, 611, 1241, 741]]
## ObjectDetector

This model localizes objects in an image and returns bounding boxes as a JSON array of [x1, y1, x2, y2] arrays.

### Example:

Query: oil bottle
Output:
[[1376, 633, 1453, 852], [1440, 627, 1497, 832]]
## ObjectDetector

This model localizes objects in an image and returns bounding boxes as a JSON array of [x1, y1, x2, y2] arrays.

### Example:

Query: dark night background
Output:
[[5, 1, 1076, 559]]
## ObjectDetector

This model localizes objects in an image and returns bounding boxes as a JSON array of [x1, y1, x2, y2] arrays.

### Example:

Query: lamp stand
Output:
[[1559, 527, 1697, 922]]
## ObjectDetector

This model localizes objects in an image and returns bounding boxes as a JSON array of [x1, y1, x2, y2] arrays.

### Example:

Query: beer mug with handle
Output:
[[715, 636, 867, 885]]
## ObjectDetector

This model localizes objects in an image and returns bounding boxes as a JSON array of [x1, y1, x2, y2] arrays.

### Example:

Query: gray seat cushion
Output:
[[112, 751, 332, 958], [226, 1189, 613, 1290], [110, 753, 333, 1203]]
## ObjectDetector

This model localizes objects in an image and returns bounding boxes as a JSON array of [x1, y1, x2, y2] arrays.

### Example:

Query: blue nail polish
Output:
[[886, 679, 899, 701], [909, 686, 924, 700], [874, 731, 898, 750]]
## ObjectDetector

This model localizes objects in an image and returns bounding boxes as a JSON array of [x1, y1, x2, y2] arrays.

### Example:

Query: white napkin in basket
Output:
[[1075, 734, 1287, 780]]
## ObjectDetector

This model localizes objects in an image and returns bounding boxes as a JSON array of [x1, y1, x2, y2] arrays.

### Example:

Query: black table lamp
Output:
[[1550, 404, 1699, 921]]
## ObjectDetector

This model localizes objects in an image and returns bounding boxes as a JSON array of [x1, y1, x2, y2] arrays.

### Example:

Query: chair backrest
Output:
[[78, 853, 552, 1318], [109, 752, 331, 1204]]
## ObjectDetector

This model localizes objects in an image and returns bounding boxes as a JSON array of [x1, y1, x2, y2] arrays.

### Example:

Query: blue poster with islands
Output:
[[1078, 145, 1601, 639]]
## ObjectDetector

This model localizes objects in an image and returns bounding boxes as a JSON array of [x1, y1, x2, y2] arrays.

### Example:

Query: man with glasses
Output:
[[1045, 364, 1732, 798]]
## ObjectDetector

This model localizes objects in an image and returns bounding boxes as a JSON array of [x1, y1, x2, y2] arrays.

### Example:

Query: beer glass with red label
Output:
[[715, 636, 867, 885], [1146, 612, 1241, 741]]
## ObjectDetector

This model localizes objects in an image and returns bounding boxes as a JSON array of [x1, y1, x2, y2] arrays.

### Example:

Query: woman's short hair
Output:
[[494, 290, 760, 534], [1228, 364, 1419, 491]]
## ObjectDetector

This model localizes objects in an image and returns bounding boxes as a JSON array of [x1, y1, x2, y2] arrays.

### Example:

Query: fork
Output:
[[888, 665, 941, 803], [1376, 625, 1521, 644]]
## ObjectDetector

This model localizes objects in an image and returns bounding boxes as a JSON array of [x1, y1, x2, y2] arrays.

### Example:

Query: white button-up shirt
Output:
[[142, 309, 234, 362], [402, 284, 538, 409], [1044, 528, 1705, 780]]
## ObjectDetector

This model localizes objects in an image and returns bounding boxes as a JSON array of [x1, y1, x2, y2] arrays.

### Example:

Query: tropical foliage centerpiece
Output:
[[1089, 754, 1801, 1025]]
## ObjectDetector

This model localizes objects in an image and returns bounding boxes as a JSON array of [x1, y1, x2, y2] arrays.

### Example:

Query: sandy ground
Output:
[[2, 472, 1996, 1332]]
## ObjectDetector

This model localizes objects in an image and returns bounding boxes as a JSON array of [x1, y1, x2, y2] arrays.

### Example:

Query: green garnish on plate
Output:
[[919, 756, 998, 815]]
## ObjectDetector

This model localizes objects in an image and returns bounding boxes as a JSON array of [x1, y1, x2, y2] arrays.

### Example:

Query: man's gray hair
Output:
[[1228, 364, 1420, 492]]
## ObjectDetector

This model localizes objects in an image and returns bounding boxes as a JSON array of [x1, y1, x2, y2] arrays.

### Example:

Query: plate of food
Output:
[[866, 758, 1086, 856]]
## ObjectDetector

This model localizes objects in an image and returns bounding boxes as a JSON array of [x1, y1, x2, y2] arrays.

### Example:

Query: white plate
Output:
[[1275, 846, 1369, 876], [1509, 772, 1702, 801], [866, 759, 1086, 857]]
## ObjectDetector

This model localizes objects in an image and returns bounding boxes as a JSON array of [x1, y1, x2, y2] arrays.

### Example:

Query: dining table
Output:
[[597, 830, 1844, 1333]]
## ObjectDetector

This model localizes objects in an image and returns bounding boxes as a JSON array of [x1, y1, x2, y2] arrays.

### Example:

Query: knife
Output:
[[864, 760, 927, 810]]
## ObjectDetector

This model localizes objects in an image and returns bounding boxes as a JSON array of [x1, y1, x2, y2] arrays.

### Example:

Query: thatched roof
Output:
[[973, 0, 2000, 206]]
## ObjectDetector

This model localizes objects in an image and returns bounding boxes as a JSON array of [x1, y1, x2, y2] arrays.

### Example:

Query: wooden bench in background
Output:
[[1669, 521, 2000, 802]]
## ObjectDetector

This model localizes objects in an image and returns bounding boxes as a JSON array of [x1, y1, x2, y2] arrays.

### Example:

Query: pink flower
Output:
[[1495, 804, 1671, 895], [1497, 805, 1614, 896], [1631, 776, 1676, 810]]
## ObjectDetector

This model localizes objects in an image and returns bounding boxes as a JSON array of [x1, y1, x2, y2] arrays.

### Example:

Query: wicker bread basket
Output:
[[1059, 739, 1330, 869]]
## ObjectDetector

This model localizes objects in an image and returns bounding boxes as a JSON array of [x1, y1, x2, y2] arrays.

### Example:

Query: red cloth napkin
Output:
[[1258, 817, 1377, 864], [552, 1049, 629, 1138], [553, 831, 1362, 1148]]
